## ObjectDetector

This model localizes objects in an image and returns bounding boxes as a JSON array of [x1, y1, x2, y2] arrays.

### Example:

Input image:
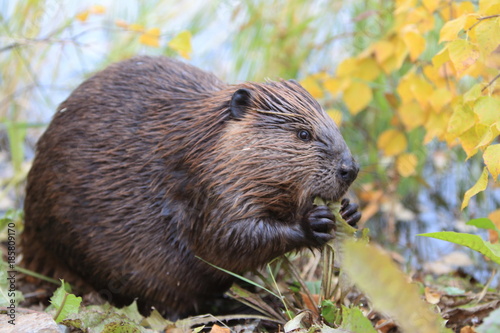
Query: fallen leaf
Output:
[[210, 324, 230, 333], [425, 287, 442, 305]]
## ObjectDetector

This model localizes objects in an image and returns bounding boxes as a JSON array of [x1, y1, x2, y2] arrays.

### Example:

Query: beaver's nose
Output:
[[338, 153, 359, 184]]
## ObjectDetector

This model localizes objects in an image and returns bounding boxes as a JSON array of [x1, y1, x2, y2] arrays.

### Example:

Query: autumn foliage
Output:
[[301, 0, 499, 214]]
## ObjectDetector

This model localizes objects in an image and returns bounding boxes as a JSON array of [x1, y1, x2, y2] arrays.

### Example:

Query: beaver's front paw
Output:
[[340, 198, 361, 227], [306, 205, 335, 246]]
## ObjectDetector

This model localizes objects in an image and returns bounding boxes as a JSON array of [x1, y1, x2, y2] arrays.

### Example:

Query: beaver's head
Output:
[[203, 80, 358, 219]]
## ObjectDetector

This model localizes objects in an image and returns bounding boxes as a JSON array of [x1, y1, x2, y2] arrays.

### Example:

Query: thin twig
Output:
[[0, 43, 19, 53], [467, 14, 500, 32], [482, 73, 500, 92]]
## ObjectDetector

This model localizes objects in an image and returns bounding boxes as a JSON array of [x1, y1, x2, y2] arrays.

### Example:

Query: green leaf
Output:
[[50, 280, 82, 323], [418, 232, 500, 265], [321, 300, 340, 325], [342, 241, 446, 333], [339, 306, 377, 333], [466, 218, 500, 233], [62, 303, 154, 333]]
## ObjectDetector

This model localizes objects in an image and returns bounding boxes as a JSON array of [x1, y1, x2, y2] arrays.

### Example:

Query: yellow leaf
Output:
[[402, 29, 426, 61], [326, 108, 343, 126], [448, 39, 480, 73], [377, 129, 407, 156], [474, 97, 500, 126], [439, 15, 467, 43], [422, 0, 438, 12], [480, 0, 500, 13], [410, 76, 434, 108], [397, 74, 414, 105], [76, 10, 89, 22], [380, 55, 397, 74], [356, 57, 381, 81], [397, 153, 418, 177], [429, 88, 452, 112], [448, 103, 475, 136], [90, 5, 106, 14], [440, 2, 474, 21], [464, 14, 481, 31], [484, 144, 500, 181], [423, 65, 447, 87], [393, 36, 409, 70], [300, 76, 324, 99], [432, 47, 450, 68], [461, 167, 489, 210], [324, 77, 348, 96], [139, 28, 161, 48], [343, 81, 372, 115], [475, 17, 500, 59], [404, 7, 435, 32], [484, 3, 500, 15], [458, 1, 476, 16], [168, 30, 192, 59], [398, 101, 427, 130], [129, 23, 144, 32], [476, 124, 500, 149], [464, 84, 483, 103], [336, 58, 358, 77], [424, 111, 449, 143], [373, 40, 394, 64], [458, 125, 489, 158]]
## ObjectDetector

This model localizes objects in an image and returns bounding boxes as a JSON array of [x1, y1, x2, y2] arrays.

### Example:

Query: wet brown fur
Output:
[[22, 56, 356, 319]]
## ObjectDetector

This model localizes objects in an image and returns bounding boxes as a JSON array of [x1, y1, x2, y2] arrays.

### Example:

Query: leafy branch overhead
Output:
[[76, 5, 193, 59], [301, 0, 500, 209]]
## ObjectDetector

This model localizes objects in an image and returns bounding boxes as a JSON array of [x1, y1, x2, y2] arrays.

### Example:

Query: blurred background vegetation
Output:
[[1, 0, 499, 278]]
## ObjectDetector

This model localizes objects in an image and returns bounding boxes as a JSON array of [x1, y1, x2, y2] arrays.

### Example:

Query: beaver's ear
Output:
[[230, 88, 252, 120]]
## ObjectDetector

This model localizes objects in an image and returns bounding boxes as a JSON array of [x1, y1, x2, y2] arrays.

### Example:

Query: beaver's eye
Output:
[[297, 129, 311, 141]]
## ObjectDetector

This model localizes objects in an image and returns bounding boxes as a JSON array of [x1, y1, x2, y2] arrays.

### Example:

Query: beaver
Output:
[[22, 56, 360, 319]]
